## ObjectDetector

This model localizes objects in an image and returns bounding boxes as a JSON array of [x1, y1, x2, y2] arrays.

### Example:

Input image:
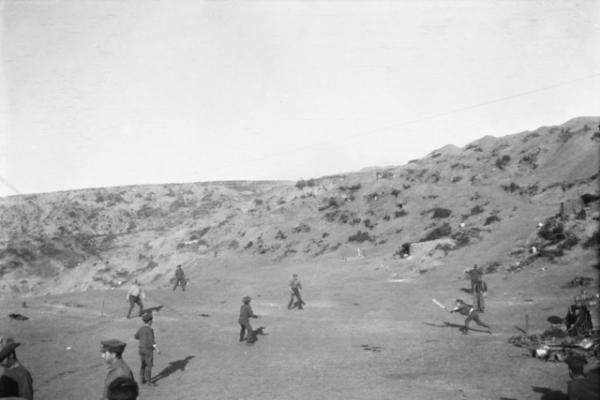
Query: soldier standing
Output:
[[239, 296, 259, 343], [287, 274, 304, 310], [126, 280, 145, 319], [0, 338, 33, 400], [473, 278, 487, 312], [134, 313, 159, 386], [448, 299, 492, 335], [172, 265, 187, 291], [100, 339, 134, 400]]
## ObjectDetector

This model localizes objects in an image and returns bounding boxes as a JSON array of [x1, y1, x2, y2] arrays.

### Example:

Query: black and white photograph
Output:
[[0, 1, 599, 399]]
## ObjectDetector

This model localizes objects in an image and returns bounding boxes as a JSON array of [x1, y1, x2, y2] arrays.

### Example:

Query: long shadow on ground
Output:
[[532, 386, 567, 400], [423, 321, 491, 334], [152, 356, 195, 383]]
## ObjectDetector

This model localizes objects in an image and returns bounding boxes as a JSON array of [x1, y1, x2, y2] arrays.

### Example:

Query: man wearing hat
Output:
[[134, 313, 159, 386], [0, 337, 33, 400], [448, 299, 492, 335], [100, 339, 134, 400], [287, 274, 304, 310], [238, 296, 259, 343], [126, 280, 145, 319], [172, 265, 187, 292]]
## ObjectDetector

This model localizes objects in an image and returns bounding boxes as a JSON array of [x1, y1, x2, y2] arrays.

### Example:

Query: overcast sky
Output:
[[1, 0, 599, 196]]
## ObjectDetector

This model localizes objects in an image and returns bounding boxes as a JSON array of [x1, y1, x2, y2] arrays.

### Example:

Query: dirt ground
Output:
[[1, 252, 597, 400]]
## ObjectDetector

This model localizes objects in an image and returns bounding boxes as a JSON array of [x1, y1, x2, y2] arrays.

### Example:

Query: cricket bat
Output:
[[432, 298, 448, 310]]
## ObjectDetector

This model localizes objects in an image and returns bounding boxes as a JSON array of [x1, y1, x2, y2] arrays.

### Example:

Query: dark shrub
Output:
[[495, 155, 511, 170], [391, 188, 401, 198], [452, 176, 462, 183], [582, 231, 599, 249], [292, 223, 311, 233], [470, 205, 484, 215], [421, 223, 452, 241], [348, 231, 373, 243], [484, 215, 501, 225], [244, 241, 253, 249], [431, 208, 451, 219], [363, 219, 375, 229], [275, 230, 287, 240], [558, 231, 579, 250], [538, 218, 565, 243], [581, 193, 600, 205], [394, 209, 408, 218]]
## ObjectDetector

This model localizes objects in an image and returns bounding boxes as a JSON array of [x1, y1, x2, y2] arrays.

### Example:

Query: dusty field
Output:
[[1, 252, 597, 400]]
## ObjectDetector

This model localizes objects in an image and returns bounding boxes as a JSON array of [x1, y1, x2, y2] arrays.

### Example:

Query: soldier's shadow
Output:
[[152, 356, 195, 383], [459, 288, 473, 294], [423, 321, 490, 334], [143, 305, 164, 314]]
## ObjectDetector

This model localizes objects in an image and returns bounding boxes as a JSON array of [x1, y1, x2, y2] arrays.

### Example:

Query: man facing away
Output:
[[100, 339, 134, 400], [287, 274, 305, 310], [238, 296, 259, 344], [448, 299, 492, 335], [172, 265, 187, 291], [126, 280, 145, 319], [0, 338, 33, 400], [134, 313, 159, 386]]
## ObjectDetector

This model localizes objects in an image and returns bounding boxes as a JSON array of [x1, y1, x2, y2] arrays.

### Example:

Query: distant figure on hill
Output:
[[473, 278, 487, 312], [0, 337, 32, 400], [134, 313, 159, 386], [448, 299, 491, 335], [107, 377, 139, 400], [126, 280, 145, 319], [287, 274, 305, 310], [100, 339, 134, 400], [239, 296, 259, 344], [172, 265, 187, 291]]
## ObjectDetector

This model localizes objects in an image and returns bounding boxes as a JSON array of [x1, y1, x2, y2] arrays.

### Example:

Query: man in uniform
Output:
[[473, 277, 487, 312], [107, 377, 139, 400], [0, 337, 32, 400], [134, 313, 159, 386], [448, 299, 492, 335], [287, 274, 305, 310], [466, 264, 483, 294], [126, 280, 145, 319], [100, 339, 134, 400], [172, 265, 187, 291], [239, 296, 259, 343]]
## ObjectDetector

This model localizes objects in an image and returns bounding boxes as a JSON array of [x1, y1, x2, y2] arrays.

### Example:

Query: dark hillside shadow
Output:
[[423, 321, 490, 334], [532, 386, 567, 400], [152, 356, 195, 383]]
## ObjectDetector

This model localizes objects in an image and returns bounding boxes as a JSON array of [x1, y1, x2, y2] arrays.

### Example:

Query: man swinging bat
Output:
[[433, 298, 492, 335]]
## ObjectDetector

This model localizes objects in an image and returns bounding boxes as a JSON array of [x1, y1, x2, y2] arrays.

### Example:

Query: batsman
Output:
[[433, 298, 492, 335]]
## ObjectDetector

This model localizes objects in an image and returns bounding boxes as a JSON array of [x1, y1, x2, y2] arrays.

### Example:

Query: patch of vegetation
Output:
[[422, 208, 451, 219], [318, 197, 341, 211], [348, 231, 374, 243], [451, 176, 463, 183], [228, 240, 239, 250], [522, 132, 540, 143], [391, 188, 401, 198], [558, 232, 579, 251], [292, 223, 311, 234], [484, 261, 501, 274], [295, 179, 316, 190], [275, 230, 287, 240], [558, 128, 575, 143], [581, 193, 600, 205], [470, 205, 484, 215], [421, 223, 452, 241], [495, 155, 511, 170], [465, 144, 483, 152], [394, 209, 408, 218], [363, 219, 375, 229], [244, 241, 253, 249], [484, 215, 501, 225], [254, 198, 263, 206], [189, 227, 210, 240], [538, 217, 565, 243], [582, 231, 599, 249]]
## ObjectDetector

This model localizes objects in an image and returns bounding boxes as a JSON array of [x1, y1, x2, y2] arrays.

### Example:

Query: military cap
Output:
[[0, 340, 20, 363], [141, 313, 153, 323], [242, 296, 251, 302], [101, 339, 127, 354]]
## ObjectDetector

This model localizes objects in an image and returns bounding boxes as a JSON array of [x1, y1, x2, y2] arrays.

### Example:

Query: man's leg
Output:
[[127, 297, 135, 319], [472, 313, 491, 331], [239, 322, 246, 341], [137, 298, 144, 316], [173, 280, 179, 291], [245, 321, 256, 343], [145, 352, 155, 385], [294, 289, 304, 309], [288, 293, 295, 309], [140, 354, 147, 383]]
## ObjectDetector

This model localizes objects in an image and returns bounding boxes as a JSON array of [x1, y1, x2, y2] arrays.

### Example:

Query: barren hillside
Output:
[[0, 117, 598, 296]]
